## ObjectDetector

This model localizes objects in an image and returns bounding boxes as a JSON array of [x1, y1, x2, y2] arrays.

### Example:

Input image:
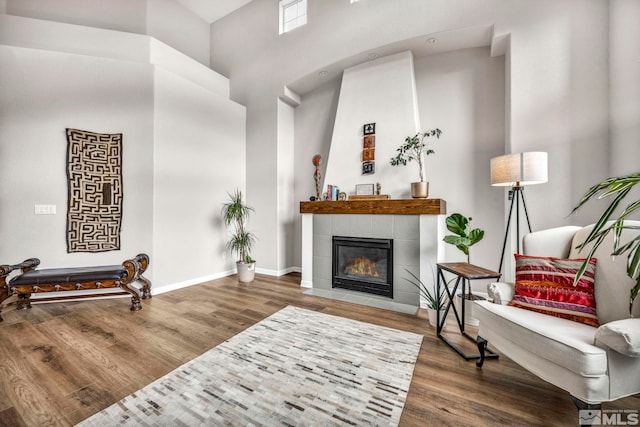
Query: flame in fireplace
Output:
[[345, 257, 380, 278]]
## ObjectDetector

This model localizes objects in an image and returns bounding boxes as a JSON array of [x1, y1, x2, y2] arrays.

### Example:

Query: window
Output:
[[279, 0, 307, 34]]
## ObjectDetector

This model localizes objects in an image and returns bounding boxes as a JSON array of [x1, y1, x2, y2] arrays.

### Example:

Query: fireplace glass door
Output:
[[332, 236, 393, 298]]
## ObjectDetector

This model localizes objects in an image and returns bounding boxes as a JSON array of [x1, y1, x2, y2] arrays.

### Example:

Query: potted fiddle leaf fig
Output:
[[390, 128, 442, 198], [443, 213, 486, 325], [443, 213, 484, 263], [222, 189, 257, 283]]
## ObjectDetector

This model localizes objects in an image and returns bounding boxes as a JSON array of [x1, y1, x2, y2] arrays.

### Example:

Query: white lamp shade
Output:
[[490, 152, 548, 186]]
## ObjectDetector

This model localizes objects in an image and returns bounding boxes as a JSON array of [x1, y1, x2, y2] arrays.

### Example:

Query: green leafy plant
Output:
[[403, 268, 448, 310], [222, 189, 257, 263], [571, 172, 640, 307], [443, 213, 485, 262], [390, 128, 442, 182]]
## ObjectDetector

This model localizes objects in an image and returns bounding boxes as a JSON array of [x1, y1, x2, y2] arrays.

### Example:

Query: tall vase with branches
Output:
[[390, 128, 442, 198]]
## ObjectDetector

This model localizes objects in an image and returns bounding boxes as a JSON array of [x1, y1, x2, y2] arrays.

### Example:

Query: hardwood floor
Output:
[[0, 273, 637, 426]]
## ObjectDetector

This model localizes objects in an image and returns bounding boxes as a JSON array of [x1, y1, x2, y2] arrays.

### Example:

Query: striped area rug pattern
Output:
[[77, 306, 423, 426]]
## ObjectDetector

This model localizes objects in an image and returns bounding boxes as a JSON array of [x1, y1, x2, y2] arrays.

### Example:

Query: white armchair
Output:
[[474, 221, 640, 410]]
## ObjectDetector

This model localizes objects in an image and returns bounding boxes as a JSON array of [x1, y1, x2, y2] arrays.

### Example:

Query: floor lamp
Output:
[[491, 152, 548, 274]]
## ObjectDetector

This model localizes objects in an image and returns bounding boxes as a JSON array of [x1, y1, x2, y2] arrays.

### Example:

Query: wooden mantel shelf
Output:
[[299, 199, 446, 215]]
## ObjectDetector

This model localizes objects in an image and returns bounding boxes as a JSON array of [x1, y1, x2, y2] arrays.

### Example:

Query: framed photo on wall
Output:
[[363, 123, 376, 135], [363, 135, 375, 148], [362, 148, 375, 161], [362, 161, 375, 175]]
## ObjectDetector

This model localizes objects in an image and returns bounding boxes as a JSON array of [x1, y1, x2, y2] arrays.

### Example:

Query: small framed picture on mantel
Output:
[[355, 183, 375, 196]]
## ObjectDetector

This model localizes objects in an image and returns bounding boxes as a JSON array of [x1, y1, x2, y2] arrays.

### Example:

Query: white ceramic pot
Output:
[[236, 261, 256, 283], [411, 182, 429, 198], [455, 292, 487, 326], [426, 308, 447, 328]]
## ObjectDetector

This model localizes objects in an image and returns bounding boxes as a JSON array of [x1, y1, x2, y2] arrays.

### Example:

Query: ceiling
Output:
[[288, 25, 494, 95], [172, 1, 496, 96], [175, 0, 254, 23]]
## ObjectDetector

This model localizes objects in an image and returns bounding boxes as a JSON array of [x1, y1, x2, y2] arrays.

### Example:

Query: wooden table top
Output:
[[437, 262, 501, 280]]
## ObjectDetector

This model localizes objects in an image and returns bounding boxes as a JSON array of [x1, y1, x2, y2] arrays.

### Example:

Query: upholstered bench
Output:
[[0, 254, 151, 322]]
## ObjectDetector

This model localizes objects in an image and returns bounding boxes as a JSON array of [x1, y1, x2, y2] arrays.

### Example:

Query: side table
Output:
[[436, 262, 501, 361]]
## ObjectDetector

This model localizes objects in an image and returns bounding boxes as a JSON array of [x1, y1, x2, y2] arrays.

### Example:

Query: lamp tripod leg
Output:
[[519, 189, 532, 233], [498, 189, 517, 274]]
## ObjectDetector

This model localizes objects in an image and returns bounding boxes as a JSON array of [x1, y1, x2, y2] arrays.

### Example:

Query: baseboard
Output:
[[155, 267, 301, 295], [152, 270, 235, 296], [255, 266, 301, 277]]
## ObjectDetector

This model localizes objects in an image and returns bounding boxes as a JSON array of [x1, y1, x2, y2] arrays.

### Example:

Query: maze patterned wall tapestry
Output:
[[66, 128, 123, 253]]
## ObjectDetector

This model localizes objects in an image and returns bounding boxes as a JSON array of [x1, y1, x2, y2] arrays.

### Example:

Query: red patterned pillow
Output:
[[508, 254, 599, 327]]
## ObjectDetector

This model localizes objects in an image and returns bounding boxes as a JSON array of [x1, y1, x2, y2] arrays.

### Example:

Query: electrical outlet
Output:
[[34, 204, 56, 215]]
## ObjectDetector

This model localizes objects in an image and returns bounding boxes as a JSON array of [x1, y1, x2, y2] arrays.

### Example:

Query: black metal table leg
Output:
[[436, 263, 500, 361]]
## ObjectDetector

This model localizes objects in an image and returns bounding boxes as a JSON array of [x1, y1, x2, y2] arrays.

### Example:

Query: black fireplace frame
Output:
[[332, 236, 393, 298]]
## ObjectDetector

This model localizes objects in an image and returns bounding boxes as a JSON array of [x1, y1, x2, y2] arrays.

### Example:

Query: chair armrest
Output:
[[594, 319, 640, 357], [487, 282, 514, 305]]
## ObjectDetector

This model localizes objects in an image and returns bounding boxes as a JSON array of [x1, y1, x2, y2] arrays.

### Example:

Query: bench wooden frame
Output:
[[0, 254, 151, 322]]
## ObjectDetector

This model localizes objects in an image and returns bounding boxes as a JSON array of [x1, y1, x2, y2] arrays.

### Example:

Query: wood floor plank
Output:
[[0, 407, 28, 427], [0, 272, 638, 426], [0, 327, 67, 426]]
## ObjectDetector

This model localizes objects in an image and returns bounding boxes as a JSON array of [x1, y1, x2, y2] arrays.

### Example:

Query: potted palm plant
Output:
[[571, 172, 640, 308], [404, 268, 448, 327], [222, 189, 257, 283], [443, 213, 486, 325], [390, 128, 442, 198]]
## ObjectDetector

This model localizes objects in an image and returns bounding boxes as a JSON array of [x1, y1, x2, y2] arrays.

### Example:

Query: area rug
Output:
[[77, 306, 423, 426]]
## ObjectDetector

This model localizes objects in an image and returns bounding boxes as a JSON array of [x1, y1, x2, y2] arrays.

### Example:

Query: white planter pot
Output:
[[236, 261, 256, 283], [455, 292, 487, 326], [426, 308, 447, 328]]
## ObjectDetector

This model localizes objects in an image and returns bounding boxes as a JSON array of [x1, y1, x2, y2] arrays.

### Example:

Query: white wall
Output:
[[0, 15, 247, 293], [244, 97, 279, 271], [0, 45, 155, 270], [211, 0, 497, 105], [153, 69, 246, 286], [275, 99, 296, 273], [212, 0, 498, 273], [292, 47, 505, 271], [6, 0, 147, 34], [490, 0, 610, 279], [212, 0, 621, 275], [609, 0, 640, 176], [147, 0, 210, 66], [293, 78, 341, 269], [323, 51, 421, 200], [5, 0, 210, 66], [414, 47, 505, 272], [496, 0, 610, 231]]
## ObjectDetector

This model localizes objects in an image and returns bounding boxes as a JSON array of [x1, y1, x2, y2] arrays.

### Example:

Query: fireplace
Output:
[[332, 236, 393, 298]]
